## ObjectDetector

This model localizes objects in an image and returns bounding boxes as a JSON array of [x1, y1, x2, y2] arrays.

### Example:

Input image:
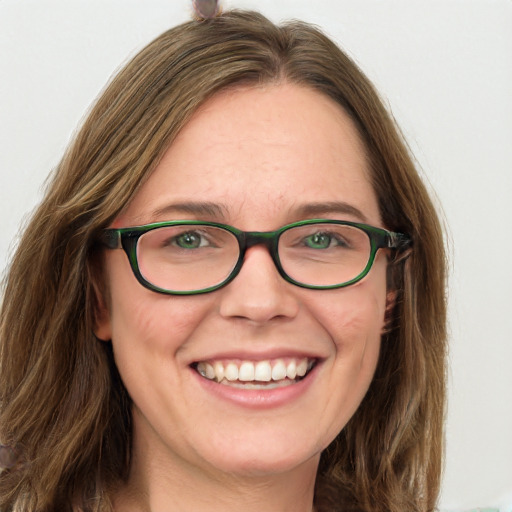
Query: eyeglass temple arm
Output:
[[98, 229, 122, 250], [387, 232, 412, 250]]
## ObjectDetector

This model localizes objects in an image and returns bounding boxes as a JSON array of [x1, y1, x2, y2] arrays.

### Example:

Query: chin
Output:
[[194, 428, 325, 478]]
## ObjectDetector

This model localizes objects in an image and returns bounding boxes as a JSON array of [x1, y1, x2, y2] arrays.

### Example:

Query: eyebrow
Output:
[[147, 200, 368, 224], [293, 201, 369, 223], [150, 201, 228, 220]]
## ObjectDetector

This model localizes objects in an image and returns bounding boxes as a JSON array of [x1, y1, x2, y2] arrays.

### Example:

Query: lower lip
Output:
[[190, 363, 319, 409]]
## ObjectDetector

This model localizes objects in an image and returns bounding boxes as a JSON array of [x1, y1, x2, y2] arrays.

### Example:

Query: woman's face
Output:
[[97, 83, 391, 479]]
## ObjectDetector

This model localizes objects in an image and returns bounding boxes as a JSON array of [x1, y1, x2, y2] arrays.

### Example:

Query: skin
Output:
[[96, 83, 392, 512]]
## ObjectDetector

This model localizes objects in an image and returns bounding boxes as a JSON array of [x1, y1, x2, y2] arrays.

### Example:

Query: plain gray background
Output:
[[1, 1, 511, 510]]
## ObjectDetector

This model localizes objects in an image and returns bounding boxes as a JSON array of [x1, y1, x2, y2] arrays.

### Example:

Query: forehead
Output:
[[119, 83, 381, 227]]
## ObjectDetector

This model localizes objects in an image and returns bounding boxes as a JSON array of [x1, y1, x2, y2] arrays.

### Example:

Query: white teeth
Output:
[[213, 361, 224, 381], [296, 359, 308, 377], [204, 363, 215, 380], [286, 360, 297, 379], [271, 360, 287, 381], [254, 361, 272, 382], [238, 361, 255, 381], [196, 357, 315, 385], [224, 363, 239, 381]]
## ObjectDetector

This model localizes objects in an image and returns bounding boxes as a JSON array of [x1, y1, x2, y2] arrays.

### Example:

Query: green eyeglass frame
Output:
[[99, 219, 411, 295]]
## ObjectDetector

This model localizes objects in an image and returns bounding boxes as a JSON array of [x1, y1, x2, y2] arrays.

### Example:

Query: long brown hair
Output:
[[0, 10, 446, 511]]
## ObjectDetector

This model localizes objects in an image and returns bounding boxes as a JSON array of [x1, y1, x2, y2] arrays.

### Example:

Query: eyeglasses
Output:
[[99, 219, 411, 295]]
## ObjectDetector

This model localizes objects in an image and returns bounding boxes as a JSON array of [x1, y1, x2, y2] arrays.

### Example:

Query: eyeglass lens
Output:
[[136, 223, 372, 292]]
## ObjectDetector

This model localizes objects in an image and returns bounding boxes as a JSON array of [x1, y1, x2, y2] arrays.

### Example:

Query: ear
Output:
[[382, 289, 397, 335], [94, 290, 112, 341], [89, 256, 112, 342]]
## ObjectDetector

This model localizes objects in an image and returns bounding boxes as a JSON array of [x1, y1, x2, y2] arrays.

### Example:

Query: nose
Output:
[[218, 245, 300, 324]]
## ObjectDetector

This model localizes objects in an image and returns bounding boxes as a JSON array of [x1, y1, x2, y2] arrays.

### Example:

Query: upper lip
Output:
[[188, 348, 326, 365]]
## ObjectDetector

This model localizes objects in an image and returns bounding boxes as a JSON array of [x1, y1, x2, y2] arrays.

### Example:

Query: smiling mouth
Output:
[[193, 358, 316, 389]]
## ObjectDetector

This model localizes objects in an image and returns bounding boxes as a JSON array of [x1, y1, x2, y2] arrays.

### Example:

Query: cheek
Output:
[[297, 280, 388, 442], [309, 277, 388, 397], [110, 296, 212, 360], [316, 280, 388, 347], [105, 252, 212, 356], [331, 298, 384, 384]]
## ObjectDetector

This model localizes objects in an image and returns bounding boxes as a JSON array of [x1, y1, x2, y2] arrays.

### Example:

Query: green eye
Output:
[[175, 232, 203, 249], [305, 232, 332, 249]]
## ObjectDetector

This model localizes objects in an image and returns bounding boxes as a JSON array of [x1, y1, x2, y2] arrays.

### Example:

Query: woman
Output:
[[0, 9, 446, 512]]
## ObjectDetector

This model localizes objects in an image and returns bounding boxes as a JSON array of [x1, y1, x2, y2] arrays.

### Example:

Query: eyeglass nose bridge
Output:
[[235, 230, 284, 276], [243, 230, 278, 249]]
